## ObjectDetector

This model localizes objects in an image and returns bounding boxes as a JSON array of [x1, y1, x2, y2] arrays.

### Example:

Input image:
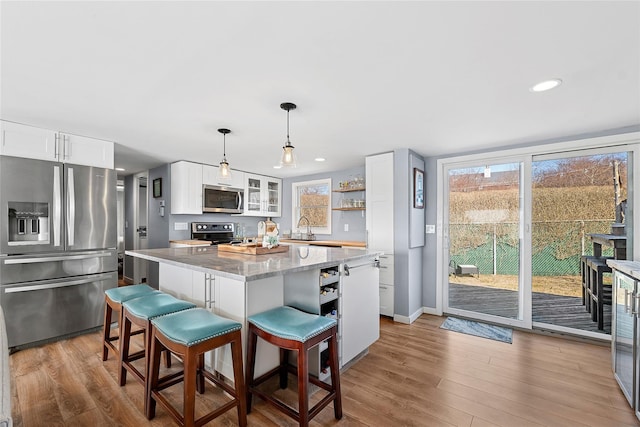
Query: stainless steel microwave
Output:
[[202, 184, 244, 214]]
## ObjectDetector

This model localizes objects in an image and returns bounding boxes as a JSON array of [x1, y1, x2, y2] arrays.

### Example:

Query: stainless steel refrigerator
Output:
[[0, 155, 117, 348]]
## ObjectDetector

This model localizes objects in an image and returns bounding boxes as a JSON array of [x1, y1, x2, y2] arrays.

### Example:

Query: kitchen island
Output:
[[125, 244, 381, 382]]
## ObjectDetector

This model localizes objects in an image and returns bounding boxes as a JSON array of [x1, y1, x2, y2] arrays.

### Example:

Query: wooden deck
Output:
[[449, 282, 611, 335]]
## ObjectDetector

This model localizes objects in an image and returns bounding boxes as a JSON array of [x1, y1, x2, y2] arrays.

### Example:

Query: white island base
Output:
[[145, 246, 380, 383]]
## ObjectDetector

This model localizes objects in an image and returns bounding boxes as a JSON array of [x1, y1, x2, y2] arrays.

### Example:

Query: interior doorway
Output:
[[133, 172, 148, 284]]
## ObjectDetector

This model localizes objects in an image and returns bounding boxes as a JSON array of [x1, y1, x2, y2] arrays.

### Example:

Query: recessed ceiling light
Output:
[[530, 79, 562, 92], [115, 167, 125, 171], [273, 165, 282, 169], [315, 157, 326, 162]]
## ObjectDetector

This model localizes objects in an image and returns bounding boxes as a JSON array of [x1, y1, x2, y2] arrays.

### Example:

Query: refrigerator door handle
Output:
[[53, 165, 62, 247], [3, 250, 114, 265], [4, 272, 113, 293], [67, 167, 75, 246]]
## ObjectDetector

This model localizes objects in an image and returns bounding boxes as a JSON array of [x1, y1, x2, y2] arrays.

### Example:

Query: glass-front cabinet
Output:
[[243, 173, 281, 217]]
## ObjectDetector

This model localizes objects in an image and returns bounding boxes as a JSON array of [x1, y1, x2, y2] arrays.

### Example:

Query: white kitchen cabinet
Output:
[[160, 263, 247, 379], [61, 132, 114, 169], [159, 263, 200, 304], [170, 161, 203, 214], [341, 259, 380, 364], [202, 164, 245, 190], [0, 121, 57, 161], [243, 173, 282, 217], [366, 152, 394, 253], [366, 152, 395, 316], [0, 120, 114, 168], [378, 254, 395, 317]]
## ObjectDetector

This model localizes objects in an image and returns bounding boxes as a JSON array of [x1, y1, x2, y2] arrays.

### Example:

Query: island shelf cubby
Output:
[[283, 264, 342, 383]]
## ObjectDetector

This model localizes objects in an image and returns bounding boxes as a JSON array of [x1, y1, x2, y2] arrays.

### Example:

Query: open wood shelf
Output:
[[333, 187, 365, 193]]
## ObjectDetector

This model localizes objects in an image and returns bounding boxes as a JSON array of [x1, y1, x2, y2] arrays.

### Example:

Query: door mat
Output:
[[440, 317, 513, 344]]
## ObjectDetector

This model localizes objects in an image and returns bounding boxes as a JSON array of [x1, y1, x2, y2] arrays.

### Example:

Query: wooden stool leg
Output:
[[196, 353, 205, 394], [164, 348, 172, 369], [146, 331, 164, 419], [279, 348, 289, 389], [231, 332, 248, 427], [102, 302, 113, 361], [245, 326, 258, 413], [328, 333, 342, 419], [119, 314, 132, 386], [297, 343, 309, 427], [183, 350, 198, 427]]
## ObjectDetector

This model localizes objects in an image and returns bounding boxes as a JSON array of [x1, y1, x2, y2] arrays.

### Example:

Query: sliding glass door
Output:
[[531, 149, 631, 335], [440, 137, 638, 337], [445, 160, 530, 328]]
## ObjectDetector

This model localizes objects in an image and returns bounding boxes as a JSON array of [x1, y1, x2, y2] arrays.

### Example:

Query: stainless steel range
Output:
[[190, 222, 237, 245]]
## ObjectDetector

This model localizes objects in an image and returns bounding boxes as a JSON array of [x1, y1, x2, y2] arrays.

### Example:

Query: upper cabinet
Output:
[[244, 173, 282, 217], [366, 152, 394, 253], [0, 120, 114, 169], [202, 164, 245, 190], [61, 133, 115, 169], [170, 161, 281, 217], [171, 161, 203, 214]]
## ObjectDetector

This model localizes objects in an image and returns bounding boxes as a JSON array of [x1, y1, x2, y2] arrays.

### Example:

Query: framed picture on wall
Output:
[[153, 178, 162, 198], [413, 168, 424, 209]]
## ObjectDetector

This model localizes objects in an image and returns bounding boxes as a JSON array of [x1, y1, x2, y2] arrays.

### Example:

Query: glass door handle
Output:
[[632, 294, 640, 316], [624, 289, 630, 314]]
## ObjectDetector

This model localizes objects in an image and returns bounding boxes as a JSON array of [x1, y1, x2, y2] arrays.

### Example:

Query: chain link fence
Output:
[[449, 220, 614, 276]]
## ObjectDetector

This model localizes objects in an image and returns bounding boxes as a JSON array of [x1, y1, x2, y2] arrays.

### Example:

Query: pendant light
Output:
[[280, 102, 297, 167], [217, 128, 232, 181]]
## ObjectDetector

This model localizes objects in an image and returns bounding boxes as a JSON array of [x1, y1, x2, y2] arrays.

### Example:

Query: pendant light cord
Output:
[[286, 109, 291, 145]]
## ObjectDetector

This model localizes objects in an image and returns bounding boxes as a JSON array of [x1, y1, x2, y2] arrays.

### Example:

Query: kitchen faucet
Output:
[[297, 216, 315, 240]]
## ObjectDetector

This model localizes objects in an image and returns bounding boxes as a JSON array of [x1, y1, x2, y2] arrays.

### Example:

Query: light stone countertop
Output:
[[607, 259, 640, 280], [126, 244, 382, 282]]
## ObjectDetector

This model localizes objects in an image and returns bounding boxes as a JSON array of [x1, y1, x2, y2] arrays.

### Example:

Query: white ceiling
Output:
[[1, 1, 638, 178]]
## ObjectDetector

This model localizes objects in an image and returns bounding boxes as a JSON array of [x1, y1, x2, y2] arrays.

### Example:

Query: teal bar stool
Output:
[[245, 306, 342, 427], [102, 284, 159, 361], [120, 293, 196, 414], [147, 308, 247, 426]]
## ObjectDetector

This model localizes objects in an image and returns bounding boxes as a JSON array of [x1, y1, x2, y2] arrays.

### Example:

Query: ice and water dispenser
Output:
[[8, 202, 49, 245]]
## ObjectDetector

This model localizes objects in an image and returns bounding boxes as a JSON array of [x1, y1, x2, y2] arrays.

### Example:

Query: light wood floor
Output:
[[9, 314, 639, 426]]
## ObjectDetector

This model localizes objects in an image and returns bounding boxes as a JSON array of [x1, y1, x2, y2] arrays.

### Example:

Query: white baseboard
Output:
[[422, 306, 440, 316], [393, 307, 423, 324]]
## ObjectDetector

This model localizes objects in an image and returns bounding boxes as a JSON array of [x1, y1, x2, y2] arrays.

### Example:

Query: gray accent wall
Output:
[[282, 166, 366, 241], [422, 156, 438, 309], [393, 149, 425, 318], [146, 164, 171, 288]]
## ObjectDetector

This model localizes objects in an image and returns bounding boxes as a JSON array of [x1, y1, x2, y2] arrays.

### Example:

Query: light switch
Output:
[[425, 224, 435, 234], [344, 224, 349, 232]]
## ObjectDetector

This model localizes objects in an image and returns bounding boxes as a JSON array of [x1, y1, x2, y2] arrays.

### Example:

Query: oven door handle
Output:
[[4, 272, 114, 293]]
